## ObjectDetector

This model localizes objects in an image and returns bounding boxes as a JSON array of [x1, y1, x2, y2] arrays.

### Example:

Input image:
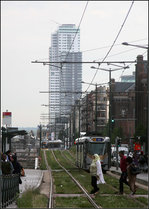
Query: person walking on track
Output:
[[89, 154, 105, 194], [118, 150, 129, 194]]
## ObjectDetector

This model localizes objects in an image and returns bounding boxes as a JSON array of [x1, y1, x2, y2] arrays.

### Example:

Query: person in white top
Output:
[[89, 154, 105, 194]]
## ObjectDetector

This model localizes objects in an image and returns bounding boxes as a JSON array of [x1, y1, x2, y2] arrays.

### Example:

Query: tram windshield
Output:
[[88, 143, 105, 155]]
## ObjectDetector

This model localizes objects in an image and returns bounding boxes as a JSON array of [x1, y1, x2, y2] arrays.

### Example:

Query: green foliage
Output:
[[17, 188, 48, 208], [55, 197, 93, 208], [40, 150, 47, 170], [111, 127, 123, 143], [134, 124, 147, 144]]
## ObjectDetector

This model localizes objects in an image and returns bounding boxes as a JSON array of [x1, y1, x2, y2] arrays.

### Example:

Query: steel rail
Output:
[[63, 150, 148, 208], [43, 150, 53, 208], [52, 150, 102, 209]]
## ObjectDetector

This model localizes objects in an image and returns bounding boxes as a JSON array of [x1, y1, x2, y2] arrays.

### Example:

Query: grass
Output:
[[55, 196, 93, 208], [136, 197, 148, 205], [68, 145, 76, 158], [40, 150, 47, 170], [95, 195, 146, 208], [45, 150, 148, 208], [104, 174, 148, 195], [53, 171, 82, 194], [16, 188, 48, 208], [62, 149, 76, 163], [46, 150, 61, 170]]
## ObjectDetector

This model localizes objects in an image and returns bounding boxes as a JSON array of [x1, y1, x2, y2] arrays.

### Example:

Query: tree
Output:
[[111, 127, 123, 144], [134, 124, 147, 145]]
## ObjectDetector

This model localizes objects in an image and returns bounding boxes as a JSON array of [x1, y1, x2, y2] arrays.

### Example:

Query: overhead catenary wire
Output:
[[84, 0, 135, 92]]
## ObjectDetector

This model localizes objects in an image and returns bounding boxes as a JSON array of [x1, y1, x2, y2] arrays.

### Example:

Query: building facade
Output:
[[49, 24, 82, 136], [111, 79, 135, 141], [135, 55, 148, 140], [80, 86, 108, 135]]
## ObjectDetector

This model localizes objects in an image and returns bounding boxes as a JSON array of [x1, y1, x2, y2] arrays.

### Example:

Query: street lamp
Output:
[[122, 42, 148, 153], [122, 42, 148, 49]]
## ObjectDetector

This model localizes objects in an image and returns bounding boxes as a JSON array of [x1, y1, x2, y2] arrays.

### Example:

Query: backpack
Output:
[[139, 155, 145, 164], [130, 164, 141, 175]]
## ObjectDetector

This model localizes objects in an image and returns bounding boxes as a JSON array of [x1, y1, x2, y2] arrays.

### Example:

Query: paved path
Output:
[[19, 169, 43, 193]]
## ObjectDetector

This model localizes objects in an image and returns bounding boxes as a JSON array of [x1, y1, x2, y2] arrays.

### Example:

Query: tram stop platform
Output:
[[6, 169, 43, 208]]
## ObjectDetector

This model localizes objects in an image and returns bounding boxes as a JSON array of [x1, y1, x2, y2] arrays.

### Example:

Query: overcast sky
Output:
[[1, 1, 148, 127]]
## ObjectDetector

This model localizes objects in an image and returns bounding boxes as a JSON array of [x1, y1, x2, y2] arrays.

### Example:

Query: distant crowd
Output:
[[1, 150, 25, 184], [128, 150, 148, 172]]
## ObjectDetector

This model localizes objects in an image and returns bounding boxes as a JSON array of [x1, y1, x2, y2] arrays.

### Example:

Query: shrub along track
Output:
[[60, 149, 148, 208]]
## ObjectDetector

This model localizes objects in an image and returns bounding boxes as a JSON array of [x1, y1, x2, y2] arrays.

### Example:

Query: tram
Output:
[[75, 136, 110, 173], [46, 139, 63, 149]]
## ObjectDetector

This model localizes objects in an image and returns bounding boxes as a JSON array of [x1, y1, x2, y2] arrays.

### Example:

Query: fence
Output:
[[1, 174, 19, 208]]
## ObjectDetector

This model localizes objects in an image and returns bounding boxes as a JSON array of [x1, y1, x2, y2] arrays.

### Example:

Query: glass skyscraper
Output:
[[49, 24, 82, 127]]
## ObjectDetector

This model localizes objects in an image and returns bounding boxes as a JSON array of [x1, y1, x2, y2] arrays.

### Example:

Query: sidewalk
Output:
[[7, 169, 43, 208], [110, 166, 148, 185], [19, 169, 43, 193]]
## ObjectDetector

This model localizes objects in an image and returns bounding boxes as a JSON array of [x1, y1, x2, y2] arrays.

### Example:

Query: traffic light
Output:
[[117, 138, 121, 146], [111, 117, 115, 130]]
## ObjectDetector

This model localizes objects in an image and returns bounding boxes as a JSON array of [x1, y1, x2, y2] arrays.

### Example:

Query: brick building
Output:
[[111, 79, 135, 141], [135, 55, 148, 135]]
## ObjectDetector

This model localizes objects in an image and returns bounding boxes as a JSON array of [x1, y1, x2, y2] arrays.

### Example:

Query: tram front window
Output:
[[89, 143, 105, 155]]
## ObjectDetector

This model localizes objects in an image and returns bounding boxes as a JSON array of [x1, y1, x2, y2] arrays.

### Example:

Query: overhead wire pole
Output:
[[90, 65, 129, 168]]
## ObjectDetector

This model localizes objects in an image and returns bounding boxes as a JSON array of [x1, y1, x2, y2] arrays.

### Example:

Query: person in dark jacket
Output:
[[1, 153, 12, 175], [118, 150, 129, 194], [11, 155, 23, 184]]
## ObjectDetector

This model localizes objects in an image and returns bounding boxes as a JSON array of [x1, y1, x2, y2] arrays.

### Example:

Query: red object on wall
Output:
[[3, 112, 12, 116], [134, 143, 141, 150]]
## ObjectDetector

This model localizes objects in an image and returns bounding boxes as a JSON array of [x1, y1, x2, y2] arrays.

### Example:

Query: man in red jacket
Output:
[[118, 150, 129, 194]]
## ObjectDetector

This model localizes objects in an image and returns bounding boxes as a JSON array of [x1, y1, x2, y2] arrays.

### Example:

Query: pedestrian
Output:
[[132, 151, 139, 166], [5, 150, 14, 173], [1, 153, 12, 175], [138, 151, 147, 172], [118, 150, 129, 194], [126, 156, 137, 195], [11, 154, 23, 184], [89, 154, 105, 194]]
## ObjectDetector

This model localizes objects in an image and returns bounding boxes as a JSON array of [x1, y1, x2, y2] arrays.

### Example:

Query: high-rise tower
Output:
[[49, 24, 82, 133]]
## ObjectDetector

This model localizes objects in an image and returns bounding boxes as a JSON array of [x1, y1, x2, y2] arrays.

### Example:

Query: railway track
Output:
[[43, 150, 53, 208], [61, 149, 148, 208], [43, 149, 148, 208], [51, 150, 102, 209]]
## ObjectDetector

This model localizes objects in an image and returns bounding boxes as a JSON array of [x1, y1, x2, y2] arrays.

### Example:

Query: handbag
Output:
[[21, 168, 25, 176], [130, 164, 141, 175]]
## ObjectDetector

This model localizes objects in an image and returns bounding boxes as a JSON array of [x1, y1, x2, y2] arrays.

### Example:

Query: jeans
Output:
[[91, 176, 99, 192], [119, 172, 129, 193]]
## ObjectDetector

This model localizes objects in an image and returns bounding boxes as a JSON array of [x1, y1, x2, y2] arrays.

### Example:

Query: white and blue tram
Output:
[[75, 136, 110, 173], [42, 139, 63, 149]]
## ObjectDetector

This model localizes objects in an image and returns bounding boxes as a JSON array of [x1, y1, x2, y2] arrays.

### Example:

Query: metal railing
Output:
[[1, 174, 19, 208]]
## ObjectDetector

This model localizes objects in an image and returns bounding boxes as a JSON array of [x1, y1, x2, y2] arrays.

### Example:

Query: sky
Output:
[[1, 1, 148, 128]]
